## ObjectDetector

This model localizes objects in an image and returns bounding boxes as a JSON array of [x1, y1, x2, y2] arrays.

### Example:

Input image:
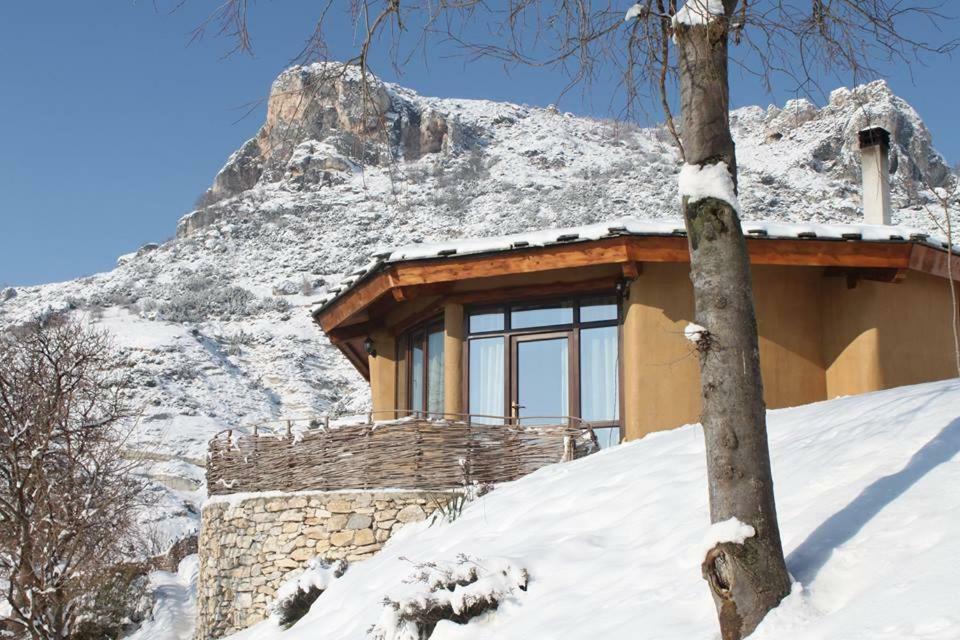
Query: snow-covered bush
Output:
[[158, 276, 288, 323], [269, 558, 348, 629], [370, 555, 528, 640]]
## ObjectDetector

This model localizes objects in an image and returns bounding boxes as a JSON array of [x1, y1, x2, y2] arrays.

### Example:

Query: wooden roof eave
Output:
[[313, 235, 959, 335]]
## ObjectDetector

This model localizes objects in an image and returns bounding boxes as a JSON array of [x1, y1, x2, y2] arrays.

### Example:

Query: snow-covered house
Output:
[[312, 129, 959, 446], [312, 220, 957, 446]]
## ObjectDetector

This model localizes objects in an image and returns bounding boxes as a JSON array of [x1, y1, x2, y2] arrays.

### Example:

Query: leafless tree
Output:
[[0, 315, 143, 640], [179, 1, 956, 637]]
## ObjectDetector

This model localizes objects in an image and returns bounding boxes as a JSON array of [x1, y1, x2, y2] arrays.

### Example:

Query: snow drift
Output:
[[225, 378, 960, 640]]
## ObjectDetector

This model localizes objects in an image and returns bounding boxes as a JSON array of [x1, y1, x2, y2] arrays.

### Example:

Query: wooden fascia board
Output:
[[316, 236, 946, 333], [746, 238, 912, 268], [908, 244, 960, 282], [390, 237, 633, 286], [317, 268, 395, 333]]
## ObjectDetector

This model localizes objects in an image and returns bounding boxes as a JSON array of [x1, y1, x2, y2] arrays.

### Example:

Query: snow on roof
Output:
[[311, 217, 957, 314]]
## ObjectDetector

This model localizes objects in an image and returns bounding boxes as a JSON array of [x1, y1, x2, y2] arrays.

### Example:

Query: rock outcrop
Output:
[[197, 63, 456, 211]]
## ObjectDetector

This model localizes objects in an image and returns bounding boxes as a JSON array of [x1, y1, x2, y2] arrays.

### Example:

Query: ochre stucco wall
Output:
[[822, 270, 958, 397], [368, 329, 398, 419], [622, 263, 700, 440], [622, 264, 829, 440], [753, 266, 828, 410]]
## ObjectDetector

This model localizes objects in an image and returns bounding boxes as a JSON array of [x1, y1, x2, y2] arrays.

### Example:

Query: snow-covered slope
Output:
[[125, 555, 199, 640], [225, 378, 960, 640], [0, 64, 955, 552]]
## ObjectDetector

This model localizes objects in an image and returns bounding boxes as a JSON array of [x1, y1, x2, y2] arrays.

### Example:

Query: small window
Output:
[[469, 309, 505, 333], [580, 297, 618, 323], [510, 302, 574, 329], [405, 323, 444, 416]]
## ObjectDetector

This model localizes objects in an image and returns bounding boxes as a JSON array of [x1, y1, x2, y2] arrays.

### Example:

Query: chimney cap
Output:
[[858, 126, 890, 151]]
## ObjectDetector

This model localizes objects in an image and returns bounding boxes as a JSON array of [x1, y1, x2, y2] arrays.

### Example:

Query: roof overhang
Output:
[[312, 225, 960, 380]]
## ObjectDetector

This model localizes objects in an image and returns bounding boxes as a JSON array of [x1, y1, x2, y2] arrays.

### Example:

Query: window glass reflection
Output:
[[511, 303, 573, 329], [516, 337, 569, 426], [469, 310, 505, 333], [580, 298, 618, 323], [593, 427, 621, 449]]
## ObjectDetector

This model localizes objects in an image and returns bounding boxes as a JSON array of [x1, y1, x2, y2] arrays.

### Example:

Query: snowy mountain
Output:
[[191, 377, 957, 640], [0, 63, 954, 552]]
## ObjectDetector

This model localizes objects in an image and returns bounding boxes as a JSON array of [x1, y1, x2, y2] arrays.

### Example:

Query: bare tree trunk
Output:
[[675, 8, 791, 640]]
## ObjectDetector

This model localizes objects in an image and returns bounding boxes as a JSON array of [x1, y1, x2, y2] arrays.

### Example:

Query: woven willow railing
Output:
[[206, 415, 598, 495]]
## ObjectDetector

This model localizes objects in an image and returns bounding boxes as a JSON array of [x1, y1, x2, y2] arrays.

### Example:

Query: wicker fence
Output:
[[206, 417, 598, 495]]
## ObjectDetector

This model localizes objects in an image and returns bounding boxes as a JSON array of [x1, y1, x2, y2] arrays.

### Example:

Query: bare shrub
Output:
[[269, 558, 347, 629], [428, 483, 494, 527], [0, 315, 145, 639]]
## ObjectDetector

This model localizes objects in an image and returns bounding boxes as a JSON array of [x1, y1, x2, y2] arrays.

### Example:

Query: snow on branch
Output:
[[370, 555, 528, 640], [684, 323, 707, 344], [678, 161, 741, 213], [624, 3, 647, 22], [672, 0, 725, 28]]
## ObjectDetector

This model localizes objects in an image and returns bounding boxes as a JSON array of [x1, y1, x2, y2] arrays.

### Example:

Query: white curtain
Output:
[[410, 341, 425, 413], [470, 337, 504, 424], [580, 327, 618, 422], [427, 330, 445, 415]]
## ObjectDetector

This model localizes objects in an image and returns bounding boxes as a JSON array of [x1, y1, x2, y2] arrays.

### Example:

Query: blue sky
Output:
[[1, 2, 957, 287]]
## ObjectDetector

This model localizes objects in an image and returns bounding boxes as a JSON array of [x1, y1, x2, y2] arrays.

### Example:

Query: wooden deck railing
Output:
[[206, 414, 599, 495]]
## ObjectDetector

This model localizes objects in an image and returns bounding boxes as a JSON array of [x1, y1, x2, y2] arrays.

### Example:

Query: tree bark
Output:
[[675, 5, 792, 639]]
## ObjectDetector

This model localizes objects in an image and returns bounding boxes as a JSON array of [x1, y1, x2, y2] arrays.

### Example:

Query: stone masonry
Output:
[[195, 490, 451, 639]]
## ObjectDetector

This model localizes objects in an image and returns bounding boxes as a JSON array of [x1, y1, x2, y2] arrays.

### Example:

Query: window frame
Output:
[[463, 295, 622, 434]]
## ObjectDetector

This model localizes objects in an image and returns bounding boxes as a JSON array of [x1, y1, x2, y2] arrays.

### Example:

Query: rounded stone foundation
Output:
[[195, 490, 449, 639]]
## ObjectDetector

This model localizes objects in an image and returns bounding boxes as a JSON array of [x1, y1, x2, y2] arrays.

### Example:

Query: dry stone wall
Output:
[[195, 490, 450, 639]]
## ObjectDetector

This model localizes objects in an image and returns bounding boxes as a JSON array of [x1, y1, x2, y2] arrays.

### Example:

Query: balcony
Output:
[[206, 411, 601, 496]]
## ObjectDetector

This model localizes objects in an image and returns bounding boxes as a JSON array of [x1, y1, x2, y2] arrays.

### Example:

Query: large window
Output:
[[406, 322, 444, 416], [466, 296, 621, 446]]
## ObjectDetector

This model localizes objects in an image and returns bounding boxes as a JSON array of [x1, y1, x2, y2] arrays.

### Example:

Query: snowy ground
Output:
[[223, 378, 960, 640], [126, 556, 199, 640]]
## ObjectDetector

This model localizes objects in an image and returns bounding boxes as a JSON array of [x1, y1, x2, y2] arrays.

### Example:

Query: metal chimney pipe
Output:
[[858, 127, 892, 225]]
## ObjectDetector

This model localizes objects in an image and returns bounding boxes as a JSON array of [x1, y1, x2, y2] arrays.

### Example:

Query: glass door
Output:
[[510, 332, 573, 426]]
